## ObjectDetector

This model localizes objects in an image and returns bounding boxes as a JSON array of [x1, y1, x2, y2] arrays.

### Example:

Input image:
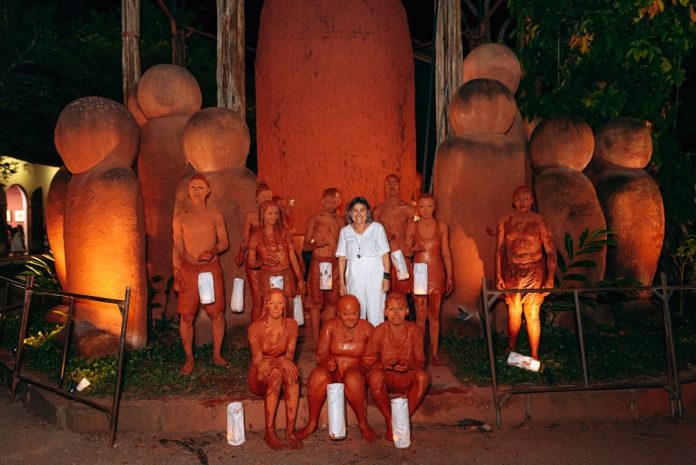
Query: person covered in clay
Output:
[[247, 200, 305, 321], [336, 196, 391, 327], [302, 187, 344, 344], [374, 174, 416, 295], [172, 174, 230, 375], [403, 193, 453, 365], [367, 293, 429, 441], [296, 294, 378, 442], [247, 288, 302, 450], [495, 186, 556, 362]]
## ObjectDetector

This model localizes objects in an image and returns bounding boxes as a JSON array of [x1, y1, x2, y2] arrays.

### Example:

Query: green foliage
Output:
[[507, 0, 696, 223], [17, 252, 61, 291]]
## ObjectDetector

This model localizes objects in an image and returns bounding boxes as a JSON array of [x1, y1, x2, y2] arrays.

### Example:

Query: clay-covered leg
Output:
[[344, 368, 377, 442], [178, 313, 196, 375], [283, 371, 303, 449], [506, 294, 523, 353], [308, 306, 321, 345], [209, 312, 229, 368], [263, 377, 284, 450], [296, 368, 330, 440], [367, 368, 392, 441], [427, 293, 443, 364], [523, 301, 541, 360], [407, 370, 430, 416], [414, 295, 427, 332]]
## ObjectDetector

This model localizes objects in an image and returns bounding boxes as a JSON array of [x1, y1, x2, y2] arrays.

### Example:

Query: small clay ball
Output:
[[463, 43, 522, 94], [137, 64, 202, 118], [594, 118, 653, 169], [529, 117, 594, 172], [183, 108, 250, 171], [54, 97, 139, 174], [449, 79, 516, 135]]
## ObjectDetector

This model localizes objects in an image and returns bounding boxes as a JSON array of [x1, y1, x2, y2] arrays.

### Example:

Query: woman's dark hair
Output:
[[345, 196, 373, 224]]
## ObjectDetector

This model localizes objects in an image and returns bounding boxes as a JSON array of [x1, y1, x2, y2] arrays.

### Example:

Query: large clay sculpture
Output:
[[45, 167, 71, 288]]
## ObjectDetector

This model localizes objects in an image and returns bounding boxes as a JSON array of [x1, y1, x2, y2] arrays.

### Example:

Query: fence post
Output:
[[11, 275, 34, 401]]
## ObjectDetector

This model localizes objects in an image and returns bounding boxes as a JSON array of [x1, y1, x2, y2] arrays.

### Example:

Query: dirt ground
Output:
[[1, 391, 695, 465]]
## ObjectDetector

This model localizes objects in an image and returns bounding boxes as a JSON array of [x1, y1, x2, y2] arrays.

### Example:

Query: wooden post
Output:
[[155, 0, 185, 66], [435, 0, 462, 147], [121, 0, 141, 104], [217, 0, 245, 115]]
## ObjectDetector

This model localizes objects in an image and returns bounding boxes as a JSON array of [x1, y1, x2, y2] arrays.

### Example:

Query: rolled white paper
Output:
[[413, 263, 428, 295], [293, 295, 304, 326], [391, 397, 410, 448], [319, 262, 333, 290], [269, 275, 284, 290], [230, 278, 245, 313], [507, 351, 541, 372], [327, 383, 346, 440], [390, 250, 410, 281], [226, 401, 246, 446], [198, 271, 215, 304], [76, 377, 91, 392]]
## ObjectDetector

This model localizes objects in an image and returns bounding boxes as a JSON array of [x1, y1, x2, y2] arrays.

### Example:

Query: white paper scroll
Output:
[[390, 250, 410, 281], [226, 401, 246, 446], [198, 272, 215, 304], [269, 275, 284, 290], [391, 397, 410, 448], [319, 262, 333, 290], [413, 263, 428, 296], [293, 295, 304, 326], [507, 351, 541, 372], [327, 383, 346, 440], [230, 278, 244, 313]]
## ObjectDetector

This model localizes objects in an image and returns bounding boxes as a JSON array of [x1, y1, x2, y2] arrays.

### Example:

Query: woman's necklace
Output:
[[352, 224, 366, 259]]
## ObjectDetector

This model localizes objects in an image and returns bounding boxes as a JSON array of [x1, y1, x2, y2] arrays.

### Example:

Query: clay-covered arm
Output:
[[315, 323, 334, 370], [248, 324, 269, 372], [440, 220, 454, 294], [338, 256, 347, 295], [235, 212, 253, 266], [287, 231, 305, 295], [495, 220, 505, 289], [361, 326, 378, 369], [541, 219, 557, 289], [199, 211, 229, 262], [172, 215, 185, 291], [408, 325, 426, 371], [247, 233, 262, 269], [381, 252, 390, 293], [302, 217, 318, 251], [403, 222, 416, 257]]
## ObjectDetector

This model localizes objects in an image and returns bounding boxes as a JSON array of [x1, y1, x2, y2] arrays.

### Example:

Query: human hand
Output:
[[362, 353, 377, 367], [296, 280, 306, 297], [338, 282, 347, 296], [198, 248, 216, 263], [412, 242, 425, 253], [381, 277, 390, 293], [263, 255, 281, 268], [496, 277, 505, 290], [280, 358, 299, 381], [326, 358, 338, 372], [173, 271, 185, 293], [268, 367, 282, 384], [393, 362, 409, 373], [235, 249, 245, 267], [445, 278, 453, 296], [387, 232, 397, 242]]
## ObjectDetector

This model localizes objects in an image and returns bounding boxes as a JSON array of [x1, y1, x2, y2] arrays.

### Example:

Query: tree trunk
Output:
[[217, 0, 245, 115], [435, 0, 462, 147], [121, 0, 141, 104], [155, 0, 185, 66]]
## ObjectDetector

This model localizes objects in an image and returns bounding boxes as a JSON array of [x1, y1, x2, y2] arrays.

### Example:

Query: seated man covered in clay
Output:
[[296, 295, 377, 441], [247, 288, 302, 450], [367, 293, 429, 441]]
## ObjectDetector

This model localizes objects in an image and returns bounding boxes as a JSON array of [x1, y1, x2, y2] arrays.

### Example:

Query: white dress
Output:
[[335, 222, 389, 326]]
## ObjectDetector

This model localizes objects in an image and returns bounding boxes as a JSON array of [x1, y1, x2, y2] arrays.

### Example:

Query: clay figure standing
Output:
[[303, 188, 344, 344], [374, 174, 416, 295], [247, 200, 305, 321], [247, 288, 302, 450], [336, 197, 391, 327], [297, 295, 377, 442], [173, 174, 229, 375], [367, 293, 429, 441], [403, 194, 453, 365], [495, 186, 556, 361]]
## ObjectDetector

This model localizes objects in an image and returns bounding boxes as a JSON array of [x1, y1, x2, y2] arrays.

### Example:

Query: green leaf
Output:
[[569, 260, 597, 268], [557, 252, 567, 274], [561, 273, 588, 282], [578, 229, 589, 248], [564, 233, 575, 260]]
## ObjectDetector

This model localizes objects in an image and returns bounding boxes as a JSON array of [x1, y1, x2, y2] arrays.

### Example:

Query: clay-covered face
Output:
[[266, 291, 285, 320], [417, 198, 436, 219], [263, 205, 280, 226], [350, 203, 368, 225], [188, 179, 210, 203], [337, 298, 360, 329], [385, 176, 400, 197], [384, 299, 408, 325], [257, 189, 273, 205], [322, 193, 341, 213], [512, 191, 533, 213]]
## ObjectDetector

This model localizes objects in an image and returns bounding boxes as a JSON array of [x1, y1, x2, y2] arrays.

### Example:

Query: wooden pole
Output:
[[435, 0, 462, 148], [217, 0, 245, 115], [155, 0, 185, 66], [121, 0, 141, 104]]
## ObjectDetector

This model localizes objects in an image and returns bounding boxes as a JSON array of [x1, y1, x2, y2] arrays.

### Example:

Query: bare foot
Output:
[[179, 359, 194, 376], [264, 430, 284, 450], [287, 432, 303, 449], [213, 355, 231, 369], [295, 422, 316, 440], [358, 422, 377, 442]]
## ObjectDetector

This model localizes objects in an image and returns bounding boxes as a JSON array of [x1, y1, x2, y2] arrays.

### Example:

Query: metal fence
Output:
[[481, 272, 696, 428], [0, 275, 131, 446]]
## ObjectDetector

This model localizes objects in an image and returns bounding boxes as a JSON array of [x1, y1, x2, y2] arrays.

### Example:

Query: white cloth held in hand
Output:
[[390, 250, 410, 281]]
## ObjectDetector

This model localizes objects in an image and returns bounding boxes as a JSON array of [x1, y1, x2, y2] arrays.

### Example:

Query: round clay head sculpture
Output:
[[462, 43, 522, 94], [529, 117, 594, 172], [449, 79, 517, 135], [183, 107, 251, 172], [345, 197, 373, 225], [54, 96, 139, 174], [137, 64, 202, 118], [593, 117, 653, 169], [337, 295, 361, 328]]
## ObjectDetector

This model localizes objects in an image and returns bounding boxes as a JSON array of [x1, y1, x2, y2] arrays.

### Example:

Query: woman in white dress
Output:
[[336, 196, 390, 326]]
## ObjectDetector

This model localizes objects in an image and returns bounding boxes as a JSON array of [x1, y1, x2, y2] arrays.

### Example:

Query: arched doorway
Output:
[[6, 184, 28, 254], [30, 188, 44, 253]]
